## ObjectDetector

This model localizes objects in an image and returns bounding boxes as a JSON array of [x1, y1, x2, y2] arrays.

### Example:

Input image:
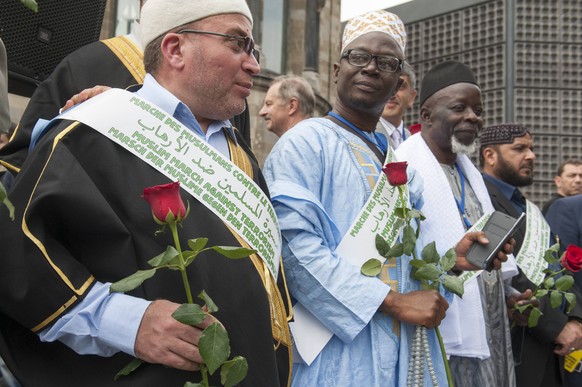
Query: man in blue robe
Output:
[[264, 11, 507, 386]]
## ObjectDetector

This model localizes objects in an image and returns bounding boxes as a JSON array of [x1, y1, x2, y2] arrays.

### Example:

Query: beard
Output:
[[495, 153, 534, 187], [451, 135, 478, 156]]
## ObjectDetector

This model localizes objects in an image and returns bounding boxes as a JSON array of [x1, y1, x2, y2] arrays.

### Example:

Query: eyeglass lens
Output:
[[347, 50, 400, 72], [239, 36, 260, 63]]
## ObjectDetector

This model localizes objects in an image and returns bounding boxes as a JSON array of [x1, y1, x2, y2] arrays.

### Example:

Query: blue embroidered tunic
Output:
[[264, 118, 448, 386]]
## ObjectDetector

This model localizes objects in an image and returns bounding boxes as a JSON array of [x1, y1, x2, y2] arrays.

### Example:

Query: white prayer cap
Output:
[[140, 0, 253, 49], [342, 10, 406, 54]]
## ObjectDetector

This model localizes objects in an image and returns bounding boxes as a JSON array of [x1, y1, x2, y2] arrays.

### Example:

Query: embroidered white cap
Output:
[[140, 0, 253, 49], [342, 10, 406, 54]]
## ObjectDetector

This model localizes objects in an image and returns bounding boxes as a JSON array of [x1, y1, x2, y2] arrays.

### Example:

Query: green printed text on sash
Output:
[[59, 89, 280, 278]]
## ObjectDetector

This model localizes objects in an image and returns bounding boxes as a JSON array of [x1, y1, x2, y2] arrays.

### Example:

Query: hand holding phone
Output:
[[465, 211, 525, 271]]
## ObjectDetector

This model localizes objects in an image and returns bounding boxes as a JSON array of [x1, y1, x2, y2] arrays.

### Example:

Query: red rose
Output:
[[561, 244, 582, 273], [408, 123, 422, 135], [382, 161, 408, 186], [142, 182, 187, 223]]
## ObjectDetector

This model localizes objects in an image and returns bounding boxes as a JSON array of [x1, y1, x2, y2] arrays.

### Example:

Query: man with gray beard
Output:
[[396, 61, 516, 386]]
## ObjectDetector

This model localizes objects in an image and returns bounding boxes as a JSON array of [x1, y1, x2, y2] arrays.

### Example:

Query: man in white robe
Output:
[[396, 60, 516, 386]]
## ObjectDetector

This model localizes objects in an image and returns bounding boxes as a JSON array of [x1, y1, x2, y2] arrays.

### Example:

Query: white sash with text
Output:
[[58, 88, 281, 279]]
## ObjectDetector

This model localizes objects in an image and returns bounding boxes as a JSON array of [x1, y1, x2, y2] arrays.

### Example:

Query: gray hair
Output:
[[271, 75, 316, 117], [402, 61, 416, 90]]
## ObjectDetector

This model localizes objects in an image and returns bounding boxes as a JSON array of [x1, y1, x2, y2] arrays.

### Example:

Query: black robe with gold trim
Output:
[[0, 36, 251, 175], [0, 117, 289, 386]]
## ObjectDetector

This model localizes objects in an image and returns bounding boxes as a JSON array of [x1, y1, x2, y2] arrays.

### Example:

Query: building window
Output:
[[261, 0, 284, 73], [115, 0, 140, 37]]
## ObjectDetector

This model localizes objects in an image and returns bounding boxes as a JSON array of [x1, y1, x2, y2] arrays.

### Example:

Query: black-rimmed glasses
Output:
[[178, 29, 260, 63], [341, 49, 402, 73]]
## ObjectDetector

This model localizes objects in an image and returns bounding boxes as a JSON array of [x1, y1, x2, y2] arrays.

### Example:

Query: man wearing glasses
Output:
[[0, 0, 254, 190], [264, 10, 507, 386], [0, 1, 290, 386]]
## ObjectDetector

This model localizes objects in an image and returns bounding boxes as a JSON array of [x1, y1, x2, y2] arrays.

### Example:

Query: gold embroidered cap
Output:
[[341, 10, 406, 54]]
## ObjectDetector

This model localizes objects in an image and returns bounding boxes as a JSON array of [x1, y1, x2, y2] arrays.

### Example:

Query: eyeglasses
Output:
[[178, 29, 260, 63], [340, 49, 402, 73]]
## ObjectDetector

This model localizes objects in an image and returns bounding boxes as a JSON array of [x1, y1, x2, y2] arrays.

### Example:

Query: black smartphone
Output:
[[465, 211, 526, 271]]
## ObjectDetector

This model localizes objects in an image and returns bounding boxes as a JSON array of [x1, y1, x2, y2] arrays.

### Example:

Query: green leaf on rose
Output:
[[114, 358, 143, 380], [514, 302, 534, 314], [198, 290, 218, 313], [211, 246, 256, 259], [415, 263, 441, 282], [110, 269, 157, 293], [221, 356, 248, 387], [402, 225, 416, 255], [394, 218, 405, 231], [188, 237, 209, 252], [0, 183, 15, 221], [442, 274, 464, 298], [421, 242, 440, 264], [565, 292, 577, 313], [20, 0, 38, 12], [544, 249, 558, 265], [184, 383, 204, 387], [555, 275, 574, 292], [536, 289, 549, 298], [409, 259, 427, 269], [375, 234, 391, 257], [528, 307, 542, 328], [172, 303, 207, 326], [182, 250, 198, 267], [544, 277, 555, 289], [394, 207, 407, 219], [550, 290, 563, 309], [408, 209, 425, 220], [361, 258, 382, 277], [440, 248, 457, 272], [199, 323, 230, 375], [387, 242, 404, 258], [147, 245, 179, 267]]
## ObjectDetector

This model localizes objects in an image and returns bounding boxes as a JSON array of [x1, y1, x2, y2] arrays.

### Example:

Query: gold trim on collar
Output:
[[102, 36, 145, 84], [226, 134, 292, 353], [22, 121, 96, 329]]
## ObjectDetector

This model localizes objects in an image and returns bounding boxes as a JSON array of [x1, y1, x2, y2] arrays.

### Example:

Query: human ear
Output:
[[161, 33, 185, 70]]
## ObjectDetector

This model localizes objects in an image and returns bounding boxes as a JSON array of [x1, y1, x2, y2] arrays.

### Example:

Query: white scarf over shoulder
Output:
[[396, 134, 494, 359]]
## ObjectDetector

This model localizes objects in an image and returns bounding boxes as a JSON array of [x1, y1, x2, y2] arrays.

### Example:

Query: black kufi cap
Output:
[[480, 123, 530, 147], [419, 61, 479, 107]]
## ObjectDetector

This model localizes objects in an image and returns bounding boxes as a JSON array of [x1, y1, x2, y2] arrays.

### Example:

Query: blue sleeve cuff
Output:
[[39, 281, 151, 357]]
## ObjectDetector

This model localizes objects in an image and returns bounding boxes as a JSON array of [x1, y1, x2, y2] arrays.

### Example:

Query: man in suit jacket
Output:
[[543, 160, 582, 215], [546, 194, 582, 386], [546, 194, 582, 287], [375, 60, 416, 149], [480, 123, 582, 387]]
